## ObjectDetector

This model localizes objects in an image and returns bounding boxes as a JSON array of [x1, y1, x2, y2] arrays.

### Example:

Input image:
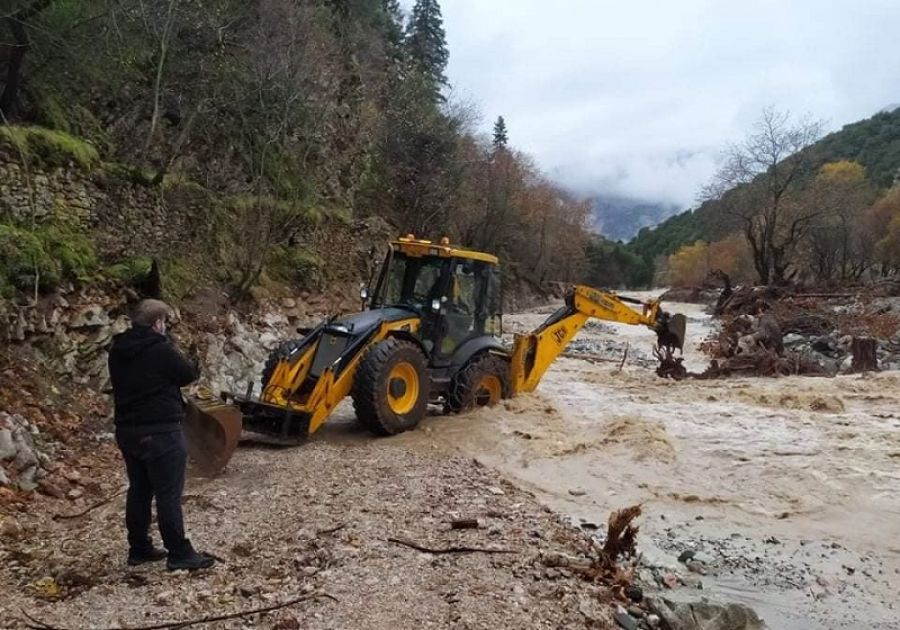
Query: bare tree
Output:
[[703, 108, 824, 285], [143, 0, 179, 152], [225, 0, 340, 298]]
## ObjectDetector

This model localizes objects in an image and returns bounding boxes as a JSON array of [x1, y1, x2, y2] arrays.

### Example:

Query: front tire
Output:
[[447, 353, 510, 412], [352, 338, 428, 436]]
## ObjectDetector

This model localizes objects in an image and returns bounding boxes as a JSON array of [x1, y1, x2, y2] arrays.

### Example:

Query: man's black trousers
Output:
[[115, 429, 193, 559]]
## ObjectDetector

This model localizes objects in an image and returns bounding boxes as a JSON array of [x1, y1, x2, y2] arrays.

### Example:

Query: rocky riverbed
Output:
[[399, 298, 900, 629], [3, 436, 670, 630]]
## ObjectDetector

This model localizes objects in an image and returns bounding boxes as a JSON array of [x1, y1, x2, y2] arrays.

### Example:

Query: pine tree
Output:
[[381, 0, 405, 55], [407, 0, 449, 98], [493, 116, 509, 150]]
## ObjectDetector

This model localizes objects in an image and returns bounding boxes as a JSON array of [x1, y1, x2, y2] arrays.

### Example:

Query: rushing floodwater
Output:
[[320, 296, 899, 628]]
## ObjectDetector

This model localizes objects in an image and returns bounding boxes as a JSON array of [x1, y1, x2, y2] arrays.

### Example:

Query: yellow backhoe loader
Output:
[[186, 236, 686, 473]]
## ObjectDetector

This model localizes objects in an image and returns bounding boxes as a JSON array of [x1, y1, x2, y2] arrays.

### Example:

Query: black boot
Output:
[[167, 550, 215, 571], [127, 547, 168, 566]]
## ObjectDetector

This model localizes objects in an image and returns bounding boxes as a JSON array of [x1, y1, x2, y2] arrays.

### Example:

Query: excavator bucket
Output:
[[183, 398, 243, 477], [656, 312, 687, 351]]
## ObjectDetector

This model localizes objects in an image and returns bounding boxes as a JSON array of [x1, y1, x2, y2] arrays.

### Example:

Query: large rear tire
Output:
[[352, 337, 428, 436], [447, 353, 510, 412]]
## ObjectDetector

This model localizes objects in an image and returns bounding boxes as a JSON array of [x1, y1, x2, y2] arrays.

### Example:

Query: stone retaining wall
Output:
[[0, 142, 202, 256]]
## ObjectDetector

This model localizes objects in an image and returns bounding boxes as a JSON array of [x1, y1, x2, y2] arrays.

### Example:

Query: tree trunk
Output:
[[0, 18, 29, 119], [0, 0, 52, 121], [850, 337, 878, 373]]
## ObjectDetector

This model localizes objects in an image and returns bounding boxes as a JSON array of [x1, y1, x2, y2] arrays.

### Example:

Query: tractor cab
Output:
[[366, 236, 503, 365]]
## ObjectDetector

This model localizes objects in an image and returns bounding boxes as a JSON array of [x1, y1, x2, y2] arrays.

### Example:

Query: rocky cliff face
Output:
[[0, 286, 344, 494]]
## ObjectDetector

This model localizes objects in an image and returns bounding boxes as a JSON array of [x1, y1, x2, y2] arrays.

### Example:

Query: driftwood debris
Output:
[[540, 504, 643, 583], [600, 504, 641, 567], [388, 537, 514, 555], [52, 488, 127, 521], [21, 591, 336, 630]]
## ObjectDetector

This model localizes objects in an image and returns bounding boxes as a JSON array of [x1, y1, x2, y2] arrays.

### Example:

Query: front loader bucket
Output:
[[656, 312, 687, 351], [184, 398, 242, 477]]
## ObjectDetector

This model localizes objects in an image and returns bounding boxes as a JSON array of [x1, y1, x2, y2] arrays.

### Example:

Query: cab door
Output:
[[433, 258, 500, 360]]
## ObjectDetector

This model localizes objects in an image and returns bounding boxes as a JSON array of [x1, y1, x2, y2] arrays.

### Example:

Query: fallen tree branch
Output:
[[21, 591, 336, 630], [52, 487, 127, 521], [565, 352, 622, 364], [388, 536, 514, 555], [616, 343, 629, 372], [316, 523, 346, 536]]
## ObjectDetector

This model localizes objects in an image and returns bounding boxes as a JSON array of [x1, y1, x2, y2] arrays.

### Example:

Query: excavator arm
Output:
[[509, 285, 686, 394]]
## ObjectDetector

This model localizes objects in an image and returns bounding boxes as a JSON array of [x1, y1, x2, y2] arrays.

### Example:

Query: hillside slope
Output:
[[631, 107, 900, 265]]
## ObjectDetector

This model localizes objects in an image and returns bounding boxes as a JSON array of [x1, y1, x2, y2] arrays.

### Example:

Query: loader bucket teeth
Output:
[[184, 399, 242, 477], [657, 313, 687, 351]]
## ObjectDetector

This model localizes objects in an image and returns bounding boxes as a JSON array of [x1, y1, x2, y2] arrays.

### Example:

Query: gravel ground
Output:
[[1, 437, 622, 629]]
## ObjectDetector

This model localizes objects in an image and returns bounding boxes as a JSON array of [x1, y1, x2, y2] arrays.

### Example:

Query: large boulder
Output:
[[647, 597, 765, 630]]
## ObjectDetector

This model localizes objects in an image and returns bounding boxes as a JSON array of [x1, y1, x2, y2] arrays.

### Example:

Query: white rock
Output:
[[839, 355, 853, 373], [262, 312, 287, 328], [0, 429, 15, 460], [259, 332, 281, 349], [69, 305, 110, 329], [13, 444, 37, 471]]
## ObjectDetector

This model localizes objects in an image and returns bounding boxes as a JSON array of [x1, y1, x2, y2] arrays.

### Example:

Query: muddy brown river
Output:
[[321, 298, 899, 629]]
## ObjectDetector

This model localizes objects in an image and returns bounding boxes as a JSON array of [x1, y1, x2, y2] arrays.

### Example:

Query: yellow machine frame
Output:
[[393, 235, 500, 265], [260, 317, 421, 434], [510, 285, 666, 394]]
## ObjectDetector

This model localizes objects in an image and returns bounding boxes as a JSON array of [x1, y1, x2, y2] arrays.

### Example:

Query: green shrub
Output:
[[0, 220, 100, 296], [0, 125, 100, 170], [160, 257, 200, 301], [38, 223, 99, 283], [104, 256, 154, 285], [268, 245, 324, 289], [0, 224, 60, 294]]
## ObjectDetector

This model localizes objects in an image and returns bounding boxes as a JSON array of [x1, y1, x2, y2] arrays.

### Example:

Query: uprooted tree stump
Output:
[[850, 337, 878, 372], [601, 504, 641, 567], [539, 504, 643, 582]]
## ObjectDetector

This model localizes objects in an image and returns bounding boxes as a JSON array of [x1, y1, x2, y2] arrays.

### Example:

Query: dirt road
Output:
[[1, 438, 627, 629], [393, 299, 900, 629]]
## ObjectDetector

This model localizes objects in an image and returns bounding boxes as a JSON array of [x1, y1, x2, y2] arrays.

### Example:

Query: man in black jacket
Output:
[[108, 299, 214, 571]]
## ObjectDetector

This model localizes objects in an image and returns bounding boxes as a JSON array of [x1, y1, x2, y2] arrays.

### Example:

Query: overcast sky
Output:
[[403, 0, 900, 209]]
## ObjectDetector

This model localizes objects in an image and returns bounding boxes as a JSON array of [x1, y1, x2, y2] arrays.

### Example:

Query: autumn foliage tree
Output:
[[870, 186, 900, 274], [801, 160, 875, 282], [666, 235, 753, 288]]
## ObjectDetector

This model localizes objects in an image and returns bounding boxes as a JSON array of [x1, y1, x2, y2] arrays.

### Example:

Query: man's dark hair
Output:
[[132, 299, 171, 327]]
